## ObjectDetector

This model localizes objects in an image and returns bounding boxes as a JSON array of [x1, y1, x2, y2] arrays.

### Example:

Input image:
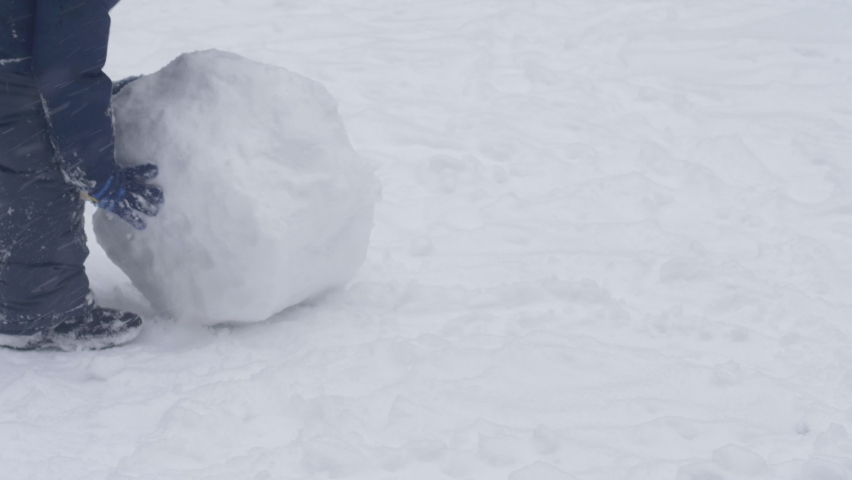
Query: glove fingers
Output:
[[93, 165, 162, 229], [124, 164, 159, 182], [126, 212, 147, 230], [149, 184, 164, 205], [129, 195, 159, 217], [125, 181, 163, 202], [113, 201, 147, 230], [126, 183, 163, 217]]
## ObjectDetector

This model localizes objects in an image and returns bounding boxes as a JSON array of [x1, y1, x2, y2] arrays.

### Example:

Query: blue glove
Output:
[[90, 164, 164, 230]]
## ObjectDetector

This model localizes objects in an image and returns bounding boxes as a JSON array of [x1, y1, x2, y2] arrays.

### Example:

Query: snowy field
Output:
[[3, 0, 852, 478]]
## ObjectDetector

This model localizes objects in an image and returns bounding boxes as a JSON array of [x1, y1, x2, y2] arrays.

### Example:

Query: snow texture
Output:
[[94, 50, 379, 323], [3, 0, 852, 479]]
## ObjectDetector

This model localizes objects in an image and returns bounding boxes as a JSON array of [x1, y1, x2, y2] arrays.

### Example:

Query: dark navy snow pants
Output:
[[0, 70, 91, 335]]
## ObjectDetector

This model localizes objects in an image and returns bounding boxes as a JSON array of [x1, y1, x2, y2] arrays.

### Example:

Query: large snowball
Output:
[[94, 50, 379, 324]]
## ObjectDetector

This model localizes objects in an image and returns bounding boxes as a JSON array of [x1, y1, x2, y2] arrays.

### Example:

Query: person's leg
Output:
[[0, 72, 93, 341], [0, 169, 93, 334]]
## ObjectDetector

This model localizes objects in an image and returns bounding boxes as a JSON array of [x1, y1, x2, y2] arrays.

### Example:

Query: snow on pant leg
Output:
[[0, 72, 92, 336]]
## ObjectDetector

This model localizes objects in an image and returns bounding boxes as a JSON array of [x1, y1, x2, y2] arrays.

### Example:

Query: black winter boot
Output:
[[47, 307, 143, 351], [0, 307, 143, 351], [0, 331, 48, 351]]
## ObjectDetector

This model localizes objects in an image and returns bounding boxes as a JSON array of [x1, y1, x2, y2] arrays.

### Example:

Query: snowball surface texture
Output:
[[94, 50, 379, 324]]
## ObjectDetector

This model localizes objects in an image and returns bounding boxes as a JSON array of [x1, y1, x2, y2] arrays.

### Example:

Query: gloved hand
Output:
[[89, 164, 164, 230]]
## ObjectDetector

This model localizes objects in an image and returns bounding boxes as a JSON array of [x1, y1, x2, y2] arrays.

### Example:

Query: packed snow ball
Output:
[[94, 50, 379, 324]]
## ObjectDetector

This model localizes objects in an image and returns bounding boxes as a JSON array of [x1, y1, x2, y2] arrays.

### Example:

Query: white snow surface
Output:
[[4, 0, 852, 479], [94, 49, 378, 324]]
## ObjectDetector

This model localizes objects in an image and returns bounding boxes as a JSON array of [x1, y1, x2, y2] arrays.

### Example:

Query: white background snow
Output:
[[2, 0, 852, 478]]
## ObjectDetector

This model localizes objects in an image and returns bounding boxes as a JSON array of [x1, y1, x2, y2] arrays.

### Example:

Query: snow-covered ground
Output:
[[3, 0, 852, 478]]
